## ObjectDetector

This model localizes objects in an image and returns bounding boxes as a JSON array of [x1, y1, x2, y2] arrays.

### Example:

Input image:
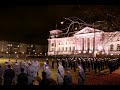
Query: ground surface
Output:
[[0, 57, 120, 85]]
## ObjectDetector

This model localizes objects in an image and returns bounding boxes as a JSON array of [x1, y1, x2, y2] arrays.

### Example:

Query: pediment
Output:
[[74, 27, 102, 35]]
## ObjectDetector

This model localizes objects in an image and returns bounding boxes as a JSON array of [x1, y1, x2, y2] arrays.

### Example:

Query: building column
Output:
[[82, 38, 84, 51], [84, 38, 87, 51]]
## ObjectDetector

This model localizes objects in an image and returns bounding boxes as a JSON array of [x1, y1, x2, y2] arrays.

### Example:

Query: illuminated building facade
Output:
[[0, 41, 46, 57], [48, 27, 120, 57]]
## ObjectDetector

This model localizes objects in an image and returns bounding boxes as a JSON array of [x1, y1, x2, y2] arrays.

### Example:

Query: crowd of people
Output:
[[0, 56, 119, 85]]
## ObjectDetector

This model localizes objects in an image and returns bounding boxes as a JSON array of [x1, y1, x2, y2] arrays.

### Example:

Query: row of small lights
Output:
[[5, 50, 43, 55]]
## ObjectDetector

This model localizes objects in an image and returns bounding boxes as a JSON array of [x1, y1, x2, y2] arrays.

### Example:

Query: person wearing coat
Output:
[[43, 61, 47, 72], [44, 65, 51, 80], [39, 71, 50, 86], [27, 63, 36, 85], [52, 59, 54, 69], [13, 62, 20, 85], [63, 68, 72, 85], [57, 62, 64, 85], [17, 68, 28, 85], [3, 65, 15, 85], [78, 64, 85, 85]]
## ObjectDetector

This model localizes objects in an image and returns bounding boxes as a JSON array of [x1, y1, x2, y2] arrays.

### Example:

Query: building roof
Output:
[[74, 27, 103, 35], [49, 30, 63, 35]]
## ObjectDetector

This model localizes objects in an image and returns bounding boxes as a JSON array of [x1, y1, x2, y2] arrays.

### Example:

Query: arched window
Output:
[[66, 47, 67, 51], [117, 44, 120, 51], [73, 46, 75, 51], [69, 47, 71, 51], [51, 43, 54, 46], [62, 47, 64, 52], [110, 44, 114, 51]]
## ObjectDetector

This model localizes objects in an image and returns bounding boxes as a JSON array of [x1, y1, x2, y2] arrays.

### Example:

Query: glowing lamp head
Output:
[[79, 51, 81, 53], [83, 51, 86, 53], [60, 21, 64, 25], [89, 51, 92, 53], [110, 54, 113, 56]]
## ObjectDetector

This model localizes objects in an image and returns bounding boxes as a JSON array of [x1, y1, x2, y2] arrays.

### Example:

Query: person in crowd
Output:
[[3, 65, 15, 85], [43, 61, 47, 72], [63, 68, 72, 85], [0, 64, 3, 85], [33, 72, 41, 85], [73, 60, 76, 72], [27, 62, 36, 85], [39, 71, 50, 86], [31, 61, 39, 78], [78, 64, 85, 85], [13, 62, 20, 85], [57, 62, 64, 85], [52, 59, 54, 69], [17, 68, 28, 85], [8, 59, 12, 65], [44, 64, 51, 80], [46, 58, 49, 65], [4, 62, 8, 70]]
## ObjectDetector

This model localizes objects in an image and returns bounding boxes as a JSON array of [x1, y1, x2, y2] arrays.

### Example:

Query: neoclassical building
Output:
[[47, 27, 120, 57]]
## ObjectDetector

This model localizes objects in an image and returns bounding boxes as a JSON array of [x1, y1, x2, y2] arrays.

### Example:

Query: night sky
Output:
[[0, 1, 120, 45]]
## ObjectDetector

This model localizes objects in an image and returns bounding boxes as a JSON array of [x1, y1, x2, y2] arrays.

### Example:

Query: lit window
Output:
[[31, 45, 33, 47], [110, 44, 114, 51], [117, 44, 120, 51]]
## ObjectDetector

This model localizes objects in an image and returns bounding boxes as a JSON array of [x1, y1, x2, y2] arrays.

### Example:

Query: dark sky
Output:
[[0, 1, 120, 45]]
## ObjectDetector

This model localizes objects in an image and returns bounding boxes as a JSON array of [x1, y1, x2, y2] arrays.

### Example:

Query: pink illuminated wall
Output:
[[48, 27, 120, 56]]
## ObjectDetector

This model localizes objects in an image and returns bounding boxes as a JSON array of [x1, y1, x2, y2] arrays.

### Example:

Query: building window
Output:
[[51, 43, 54, 46], [73, 46, 75, 51], [82, 38, 84, 51], [66, 42, 67, 45], [52, 48, 54, 51], [66, 47, 67, 51], [69, 47, 71, 51], [117, 44, 120, 51], [62, 47, 64, 52], [110, 44, 114, 51], [87, 38, 90, 51]]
